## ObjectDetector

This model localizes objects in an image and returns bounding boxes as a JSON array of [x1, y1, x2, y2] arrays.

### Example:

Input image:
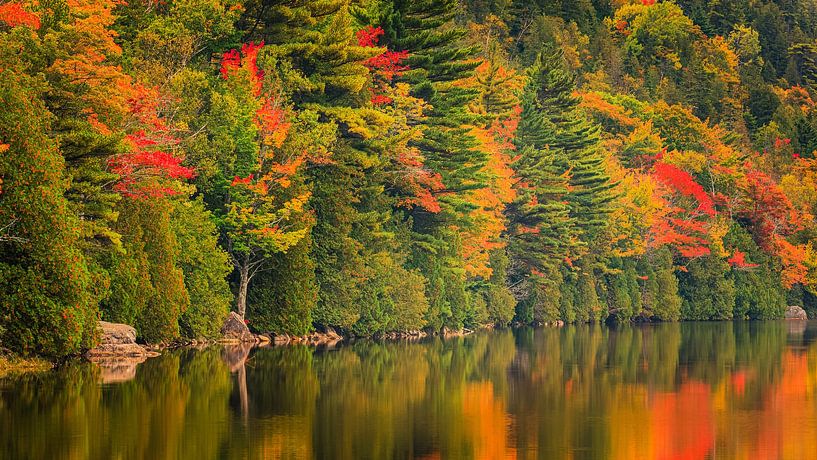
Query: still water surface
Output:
[[3, 322, 817, 459]]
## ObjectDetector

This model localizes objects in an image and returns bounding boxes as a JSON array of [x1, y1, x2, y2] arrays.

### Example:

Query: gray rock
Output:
[[785, 305, 808, 320], [98, 321, 137, 345], [85, 321, 151, 362], [220, 312, 256, 342]]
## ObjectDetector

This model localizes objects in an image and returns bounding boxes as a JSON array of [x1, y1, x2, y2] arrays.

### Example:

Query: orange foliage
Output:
[[0, 2, 40, 29], [579, 91, 640, 128], [50, 0, 134, 130], [460, 118, 519, 278], [776, 238, 809, 288]]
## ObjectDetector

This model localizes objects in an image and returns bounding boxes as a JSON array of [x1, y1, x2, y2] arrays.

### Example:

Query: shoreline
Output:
[[4, 316, 811, 378], [0, 354, 53, 378]]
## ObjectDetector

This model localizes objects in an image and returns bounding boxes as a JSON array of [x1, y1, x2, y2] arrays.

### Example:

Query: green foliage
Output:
[[639, 248, 682, 321], [726, 226, 786, 320], [353, 253, 429, 335], [483, 249, 516, 326], [679, 255, 736, 321], [8, 0, 817, 360], [0, 54, 100, 358], [120, 198, 189, 343], [171, 198, 232, 339], [248, 236, 317, 336]]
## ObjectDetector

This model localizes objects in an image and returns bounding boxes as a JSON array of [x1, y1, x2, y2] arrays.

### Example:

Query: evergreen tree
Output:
[[529, 47, 614, 245], [679, 255, 736, 320], [505, 55, 573, 312], [0, 43, 100, 357], [362, 0, 488, 330]]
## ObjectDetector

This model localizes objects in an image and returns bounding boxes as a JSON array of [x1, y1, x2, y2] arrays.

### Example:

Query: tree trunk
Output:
[[236, 257, 250, 319]]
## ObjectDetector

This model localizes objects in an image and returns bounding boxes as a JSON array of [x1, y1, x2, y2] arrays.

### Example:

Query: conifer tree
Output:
[[0, 45, 99, 357], [528, 47, 615, 245], [505, 56, 574, 315], [361, 0, 489, 329]]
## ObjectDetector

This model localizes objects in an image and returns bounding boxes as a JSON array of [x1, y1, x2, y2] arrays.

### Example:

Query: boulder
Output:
[[785, 305, 808, 320], [220, 312, 256, 342], [98, 321, 137, 345], [85, 321, 151, 361]]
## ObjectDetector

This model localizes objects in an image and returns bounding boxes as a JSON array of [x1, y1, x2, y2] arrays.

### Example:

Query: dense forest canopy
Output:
[[3, 0, 817, 357]]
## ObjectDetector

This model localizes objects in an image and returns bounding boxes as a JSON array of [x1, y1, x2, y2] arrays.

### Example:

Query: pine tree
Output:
[[503, 57, 575, 319], [506, 58, 574, 280], [361, 0, 490, 329], [528, 47, 615, 245]]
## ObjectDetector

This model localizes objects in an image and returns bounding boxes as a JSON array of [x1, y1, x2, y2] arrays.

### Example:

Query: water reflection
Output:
[[2, 322, 817, 459]]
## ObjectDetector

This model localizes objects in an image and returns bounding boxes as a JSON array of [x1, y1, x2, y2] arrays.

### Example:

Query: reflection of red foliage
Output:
[[651, 382, 714, 460]]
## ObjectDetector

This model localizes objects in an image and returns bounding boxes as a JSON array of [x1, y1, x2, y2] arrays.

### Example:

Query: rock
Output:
[[220, 312, 256, 342], [86, 342, 147, 358], [98, 321, 137, 345], [785, 305, 808, 320], [85, 321, 151, 362]]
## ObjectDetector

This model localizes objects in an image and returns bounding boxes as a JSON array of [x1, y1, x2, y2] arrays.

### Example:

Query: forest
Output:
[[3, 0, 817, 358]]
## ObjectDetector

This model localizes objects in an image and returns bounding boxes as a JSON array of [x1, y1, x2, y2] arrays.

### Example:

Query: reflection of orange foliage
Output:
[[747, 351, 817, 460], [461, 382, 516, 460], [651, 382, 714, 460]]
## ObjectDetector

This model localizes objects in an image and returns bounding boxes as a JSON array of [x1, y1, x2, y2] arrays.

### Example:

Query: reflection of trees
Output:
[[0, 348, 232, 459], [2, 322, 817, 459]]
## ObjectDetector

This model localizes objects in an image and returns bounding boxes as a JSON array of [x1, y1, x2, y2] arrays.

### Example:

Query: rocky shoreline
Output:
[[48, 307, 817, 370]]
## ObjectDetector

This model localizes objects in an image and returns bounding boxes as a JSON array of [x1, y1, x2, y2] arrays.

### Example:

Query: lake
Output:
[[2, 321, 817, 459]]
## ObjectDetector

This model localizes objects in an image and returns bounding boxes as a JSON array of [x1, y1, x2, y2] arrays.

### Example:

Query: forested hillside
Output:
[[3, 0, 817, 357]]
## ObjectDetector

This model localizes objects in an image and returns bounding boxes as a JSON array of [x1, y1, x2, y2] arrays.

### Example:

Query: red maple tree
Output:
[[356, 26, 409, 105], [0, 2, 40, 29]]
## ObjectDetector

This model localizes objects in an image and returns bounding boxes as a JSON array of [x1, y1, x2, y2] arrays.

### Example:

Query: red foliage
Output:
[[109, 141, 195, 198], [0, 2, 40, 29], [221, 42, 265, 95], [231, 174, 254, 186], [356, 26, 384, 47], [641, 0, 656, 5], [774, 137, 791, 149], [109, 85, 195, 198], [727, 250, 759, 269], [648, 162, 716, 259], [739, 168, 801, 250], [356, 25, 409, 105], [652, 162, 716, 216]]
